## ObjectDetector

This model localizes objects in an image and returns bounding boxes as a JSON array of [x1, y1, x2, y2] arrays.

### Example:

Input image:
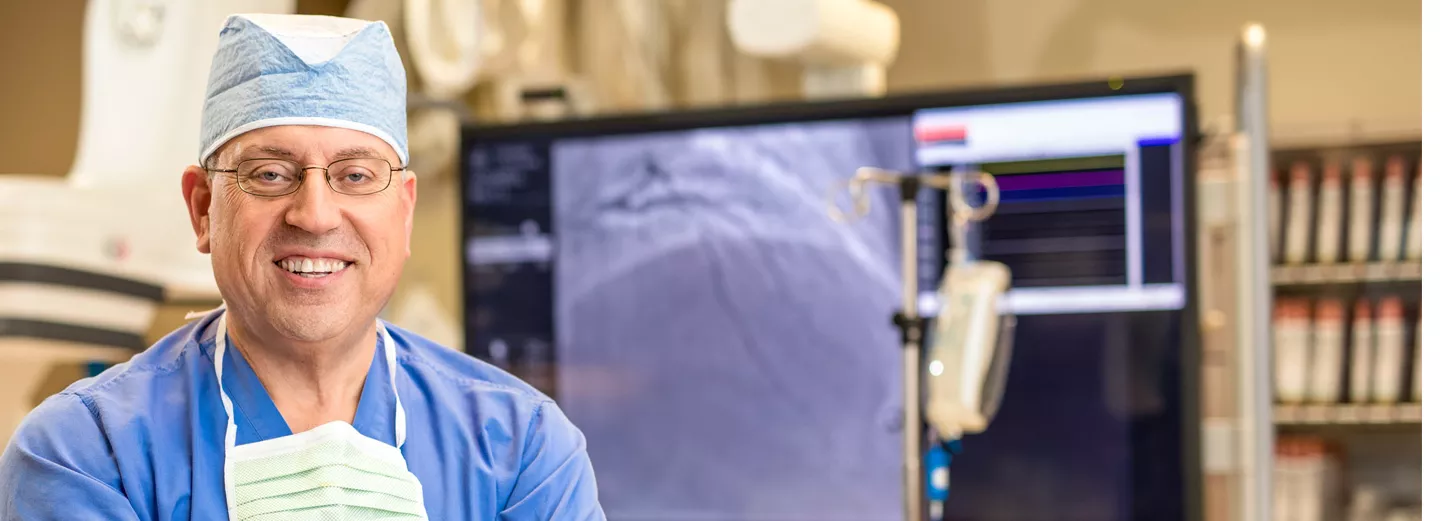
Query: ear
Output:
[[401, 169, 417, 257], [181, 165, 215, 254]]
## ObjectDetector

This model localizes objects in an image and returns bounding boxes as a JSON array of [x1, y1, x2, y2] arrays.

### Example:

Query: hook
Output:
[[948, 170, 1000, 226], [827, 177, 871, 223], [828, 167, 1000, 225]]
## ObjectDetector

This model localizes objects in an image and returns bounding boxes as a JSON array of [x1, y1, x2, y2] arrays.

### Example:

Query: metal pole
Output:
[[1234, 22, 1274, 521], [899, 176, 924, 521]]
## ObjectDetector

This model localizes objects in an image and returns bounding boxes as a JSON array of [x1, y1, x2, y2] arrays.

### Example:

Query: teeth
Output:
[[279, 257, 349, 274]]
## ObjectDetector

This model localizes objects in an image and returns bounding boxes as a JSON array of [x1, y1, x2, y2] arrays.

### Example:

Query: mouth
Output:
[[274, 256, 354, 279]]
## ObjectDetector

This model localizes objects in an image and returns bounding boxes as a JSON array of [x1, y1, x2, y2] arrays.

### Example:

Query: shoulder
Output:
[[6, 391, 102, 451], [385, 321, 549, 403], [1, 322, 206, 518], [54, 316, 208, 408], [384, 322, 584, 442], [1, 391, 120, 491], [8, 316, 210, 469]]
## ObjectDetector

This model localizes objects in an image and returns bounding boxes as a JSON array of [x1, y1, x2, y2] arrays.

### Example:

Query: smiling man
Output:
[[0, 14, 604, 521]]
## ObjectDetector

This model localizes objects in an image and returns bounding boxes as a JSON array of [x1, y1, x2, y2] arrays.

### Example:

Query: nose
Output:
[[284, 170, 343, 234]]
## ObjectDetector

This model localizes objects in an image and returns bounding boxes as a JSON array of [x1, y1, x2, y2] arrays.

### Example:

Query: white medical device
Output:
[[726, 0, 899, 98], [925, 260, 1014, 440], [0, 0, 293, 449]]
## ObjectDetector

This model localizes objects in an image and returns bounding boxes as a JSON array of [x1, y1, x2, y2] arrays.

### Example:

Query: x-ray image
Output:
[[553, 118, 913, 521]]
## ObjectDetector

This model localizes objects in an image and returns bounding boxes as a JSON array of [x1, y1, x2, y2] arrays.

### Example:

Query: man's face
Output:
[[182, 125, 416, 343]]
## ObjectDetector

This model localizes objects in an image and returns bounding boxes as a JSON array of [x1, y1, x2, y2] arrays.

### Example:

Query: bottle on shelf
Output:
[[1315, 162, 1343, 264], [1372, 297, 1406, 404], [1276, 298, 1313, 404], [1274, 436, 1342, 521], [1285, 162, 1315, 265], [1348, 157, 1376, 264], [1404, 160, 1421, 261], [1349, 299, 1375, 404], [1307, 298, 1345, 404], [1410, 308, 1421, 403], [1378, 156, 1407, 262]]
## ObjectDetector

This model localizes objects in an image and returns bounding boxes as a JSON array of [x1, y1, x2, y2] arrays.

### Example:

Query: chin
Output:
[[267, 305, 356, 343]]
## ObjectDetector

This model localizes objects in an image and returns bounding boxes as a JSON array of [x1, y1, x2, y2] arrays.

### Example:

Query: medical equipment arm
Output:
[[498, 401, 605, 520], [726, 0, 899, 98], [0, 395, 142, 521]]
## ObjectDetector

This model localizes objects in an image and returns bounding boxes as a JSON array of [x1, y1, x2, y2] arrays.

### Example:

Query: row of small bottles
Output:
[[1274, 437, 1421, 521], [1271, 155, 1421, 265], [1273, 296, 1420, 404]]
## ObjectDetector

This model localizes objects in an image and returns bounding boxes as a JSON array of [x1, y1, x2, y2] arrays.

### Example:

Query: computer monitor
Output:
[[459, 74, 1200, 521]]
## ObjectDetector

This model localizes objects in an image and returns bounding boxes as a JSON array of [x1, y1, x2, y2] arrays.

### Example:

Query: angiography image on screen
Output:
[[550, 119, 914, 521], [462, 80, 1198, 521]]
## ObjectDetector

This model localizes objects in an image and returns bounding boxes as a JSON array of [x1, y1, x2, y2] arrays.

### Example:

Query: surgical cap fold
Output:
[[198, 14, 409, 165]]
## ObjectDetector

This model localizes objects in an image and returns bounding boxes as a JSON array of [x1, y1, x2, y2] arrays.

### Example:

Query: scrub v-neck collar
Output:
[[207, 319, 398, 446]]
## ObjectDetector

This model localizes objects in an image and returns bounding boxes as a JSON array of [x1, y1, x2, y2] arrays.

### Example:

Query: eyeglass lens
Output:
[[234, 158, 393, 196]]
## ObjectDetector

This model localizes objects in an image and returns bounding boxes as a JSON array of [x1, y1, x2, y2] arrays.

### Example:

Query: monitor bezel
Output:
[[457, 72, 1202, 521]]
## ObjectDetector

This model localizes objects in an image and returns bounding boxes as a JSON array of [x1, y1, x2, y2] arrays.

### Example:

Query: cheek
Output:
[[210, 205, 276, 266], [354, 214, 411, 268]]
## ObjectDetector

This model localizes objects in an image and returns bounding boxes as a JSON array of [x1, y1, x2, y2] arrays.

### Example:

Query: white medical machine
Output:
[[727, 0, 899, 98], [0, 0, 294, 449]]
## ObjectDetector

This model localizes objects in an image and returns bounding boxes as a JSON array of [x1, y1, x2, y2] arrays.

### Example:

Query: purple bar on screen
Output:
[[994, 169, 1125, 191], [1137, 136, 1180, 147]]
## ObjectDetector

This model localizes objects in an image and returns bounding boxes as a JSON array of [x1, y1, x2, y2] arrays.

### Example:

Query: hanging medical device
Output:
[[829, 166, 1014, 521]]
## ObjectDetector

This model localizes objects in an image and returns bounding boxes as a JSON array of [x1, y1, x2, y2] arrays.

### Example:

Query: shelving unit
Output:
[[1264, 140, 1422, 521], [1271, 262, 1422, 286], [1213, 25, 1424, 521], [1273, 403, 1422, 426]]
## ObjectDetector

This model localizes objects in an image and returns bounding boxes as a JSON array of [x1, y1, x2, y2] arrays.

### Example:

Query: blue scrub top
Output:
[[0, 310, 605, 520]]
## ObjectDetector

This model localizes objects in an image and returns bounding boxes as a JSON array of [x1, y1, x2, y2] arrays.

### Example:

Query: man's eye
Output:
[[339, 170, 376, 184], [247, 170, 292, 184]]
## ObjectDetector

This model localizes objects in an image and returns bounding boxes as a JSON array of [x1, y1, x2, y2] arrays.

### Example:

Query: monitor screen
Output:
[[460, 76, 1198, 521]]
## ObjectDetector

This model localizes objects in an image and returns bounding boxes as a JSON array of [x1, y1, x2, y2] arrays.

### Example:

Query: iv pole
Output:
[[1234, 22, 1274, 521], [898, 173, 925, 521], [831, 166, 999, 521]]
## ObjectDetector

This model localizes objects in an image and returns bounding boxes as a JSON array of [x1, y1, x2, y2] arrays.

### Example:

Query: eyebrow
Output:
[[331, 146, 386, 161], [232, 145, 385, 162], [235, 145, 297, 160]]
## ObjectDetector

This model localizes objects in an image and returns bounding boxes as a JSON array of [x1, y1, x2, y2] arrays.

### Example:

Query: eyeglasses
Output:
[[208, 157, 404, 197]]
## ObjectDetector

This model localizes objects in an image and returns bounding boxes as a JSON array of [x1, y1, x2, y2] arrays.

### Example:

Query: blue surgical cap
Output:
[[198, 14, 409, 166]]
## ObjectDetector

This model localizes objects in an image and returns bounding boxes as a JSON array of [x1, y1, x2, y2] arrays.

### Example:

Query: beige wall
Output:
[[0, 1, 83, 176], [884, 0, 1421, 144]]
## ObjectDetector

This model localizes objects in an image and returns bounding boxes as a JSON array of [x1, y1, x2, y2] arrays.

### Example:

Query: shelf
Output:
[[1274, 403, 1422, 425], [1271, 262, 1422, 286]]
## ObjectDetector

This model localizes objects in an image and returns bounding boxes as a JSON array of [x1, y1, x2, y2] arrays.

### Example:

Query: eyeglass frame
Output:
[[205, 157, 406, 197]]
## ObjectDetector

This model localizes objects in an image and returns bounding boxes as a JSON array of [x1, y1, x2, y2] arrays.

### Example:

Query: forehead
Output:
[[216, 125, 399, 164]]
